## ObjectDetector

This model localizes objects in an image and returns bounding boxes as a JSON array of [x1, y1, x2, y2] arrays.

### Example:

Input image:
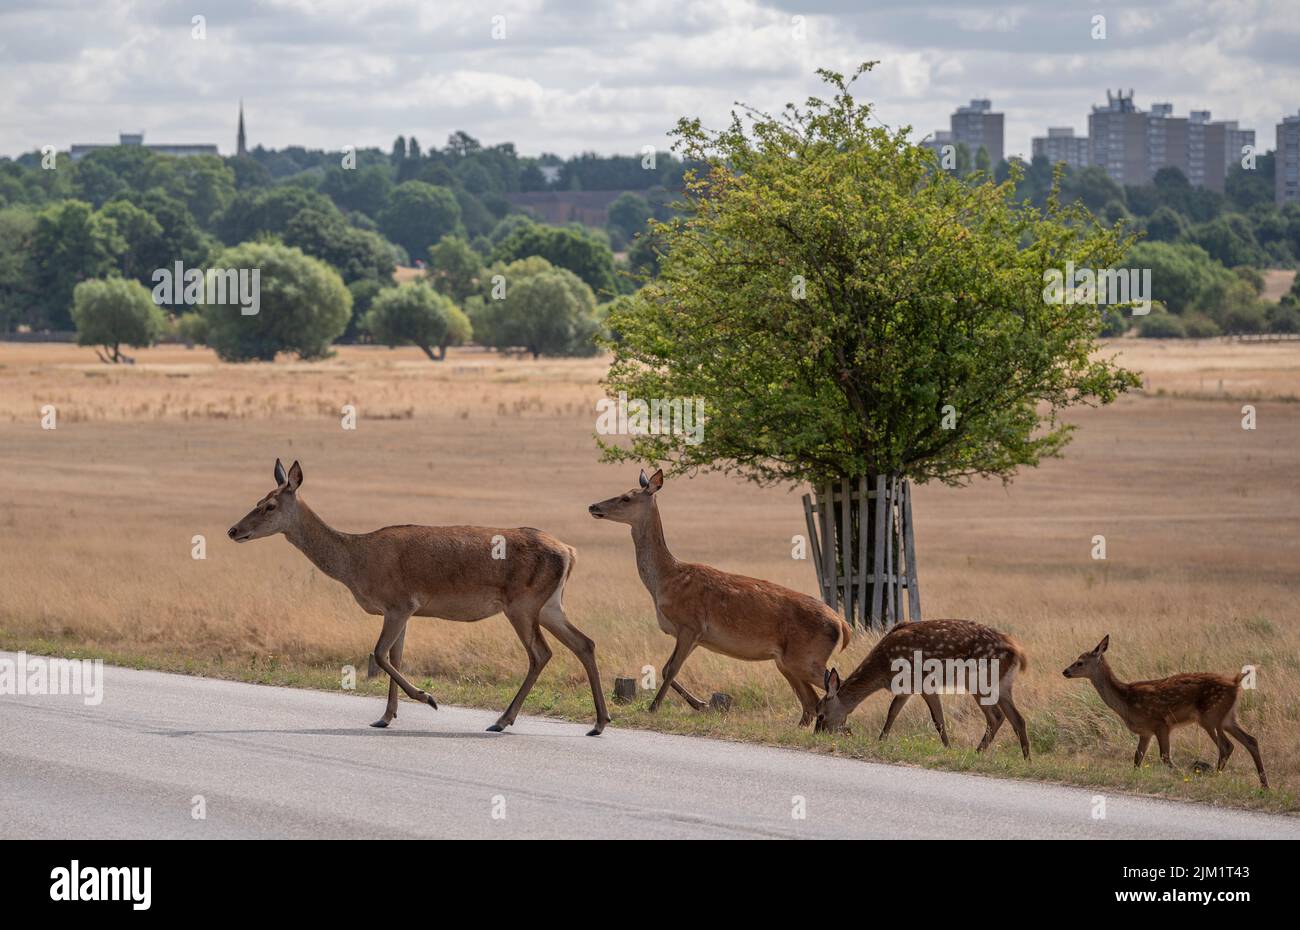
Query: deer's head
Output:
[[228, 459, 303, 543], [813, 667, 850, 734], [1063, 634, 1109, 678], [588, 468, 663, 525]]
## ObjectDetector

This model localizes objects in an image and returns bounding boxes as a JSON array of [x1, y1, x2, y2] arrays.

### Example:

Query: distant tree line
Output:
[[0, 131, 687, 359]]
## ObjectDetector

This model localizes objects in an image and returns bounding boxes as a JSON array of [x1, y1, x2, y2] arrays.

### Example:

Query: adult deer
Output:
[[814, 618, 1031, 759], [228, 459, 610, 736], [1063, 635, 1267, 787], [588, 469, 851, 726]]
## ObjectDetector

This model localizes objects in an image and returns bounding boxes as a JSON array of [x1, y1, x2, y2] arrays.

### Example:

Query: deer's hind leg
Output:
[[920, 691, 950, 747], [1222, 714, 1268, 788], [490, 607, 552, 732], [371, 625, 407, 728], [1198, 720, 1232, 771], [975, 699, 1004, 752], [538, 601, 610, 736], [776, 662, 821, 727]]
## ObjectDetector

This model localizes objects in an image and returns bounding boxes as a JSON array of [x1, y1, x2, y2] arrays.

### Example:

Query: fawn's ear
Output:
[[647, 468, 664, 493], [825, 668, 840, 696], [274, 458, 287, 486], [285, 460, 304, 492], [1094, 634, 1110, 655]]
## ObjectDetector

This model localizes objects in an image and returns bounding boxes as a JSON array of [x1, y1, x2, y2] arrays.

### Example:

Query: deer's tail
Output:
[[837, 616, 853, 653], [1006, 635, 1029, 672]]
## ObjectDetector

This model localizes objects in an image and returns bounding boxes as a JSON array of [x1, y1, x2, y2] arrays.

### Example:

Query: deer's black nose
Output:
[[227, 527, 238, 539], [587, 504, 599, 513]]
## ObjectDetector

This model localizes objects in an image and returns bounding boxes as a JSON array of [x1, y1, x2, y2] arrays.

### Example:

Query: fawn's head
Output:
[[1063, 635, 1109, 678], [588, 468, 663, 525], [813, 668, 850, 734], [228, 459, 303, 543]]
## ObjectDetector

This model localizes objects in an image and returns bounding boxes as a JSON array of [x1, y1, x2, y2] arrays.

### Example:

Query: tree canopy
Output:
[[601, 63, 1141, 487]]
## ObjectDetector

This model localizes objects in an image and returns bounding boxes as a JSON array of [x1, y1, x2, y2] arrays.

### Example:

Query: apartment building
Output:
[[1031, 127, 1090, 169], [1279, 111, 1300, 207]]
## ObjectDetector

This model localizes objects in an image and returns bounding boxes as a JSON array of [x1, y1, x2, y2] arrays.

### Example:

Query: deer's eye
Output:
[[265, 502, 277, 512], [621, 496, 630, 502]]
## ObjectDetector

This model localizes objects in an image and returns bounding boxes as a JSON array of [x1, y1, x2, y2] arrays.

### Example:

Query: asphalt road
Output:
[[2, 653, 1296, 839]]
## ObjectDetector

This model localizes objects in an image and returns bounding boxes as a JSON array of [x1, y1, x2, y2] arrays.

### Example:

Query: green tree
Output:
[[426, 235, 483, 303], [282, 208, 395, 282], [491, 222, 617, 295], [607, 192, 652, 247], [378, 181, 461, 259], [1126, 241, 1222, 314], [1143, 205, 1187, 242], [98, 199, 166, 284], [470, 257, 601, 357], [600, 64, 1138, 621], [201, 241, 350, 361], [320, 164, 394, 218], [0, 206, 38, 331], [71, 277, 165, 363], [362, 282, 471, 360], [31, 200, 126, 329]]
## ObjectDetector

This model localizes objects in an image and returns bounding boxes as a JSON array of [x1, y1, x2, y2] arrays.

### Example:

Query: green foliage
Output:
[[1185, 214, 1267, 268], [1138, 311, 1187, 338], [1182, 312, 1222, 338], [175, 310, 209, 345], [31, 200, 126, 329], [491, 222, 616, 296], [1143, 206, 1187, 242], [214, 185, 336, 244], [469, 256, 601, 357], [378, 181, 462, 260], [98, 199, 166, 284], [201, 241, 350, 361], [319, 164, 393, 218], [602, 63, 1139, 486], [363, 282, 470, 360], [0, 206, 38, 331], [71, 277, 165, 361], [607, 192, 652, 249], [282, 208, 394, 283], [427, 235, 484, 304], [1127, 241, 1223, 315]]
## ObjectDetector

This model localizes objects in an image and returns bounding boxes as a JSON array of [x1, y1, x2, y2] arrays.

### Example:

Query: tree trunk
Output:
[[417, 343, 439, 361], [801, 476, 920, 628]]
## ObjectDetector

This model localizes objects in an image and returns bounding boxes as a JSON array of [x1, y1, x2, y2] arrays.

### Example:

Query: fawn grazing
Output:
[[815, 618, 1032, 759], [588, 469, 852, 726], [1063, 636, 1267, 788], [229, 459, 610, 735]]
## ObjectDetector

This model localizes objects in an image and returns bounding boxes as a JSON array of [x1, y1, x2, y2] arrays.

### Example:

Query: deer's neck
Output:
[[834, 655, 894, 714], [285, 500, 357, 584], [631, 504, 677, 596], [1088, 659, 1135, 720]]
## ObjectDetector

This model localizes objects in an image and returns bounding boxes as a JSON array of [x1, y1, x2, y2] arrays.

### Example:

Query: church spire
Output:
[[237, 100, 247, 157]]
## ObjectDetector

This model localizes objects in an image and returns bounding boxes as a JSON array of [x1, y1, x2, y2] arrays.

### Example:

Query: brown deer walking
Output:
[[814, 618, 1032, 759], [228, 459, 610, 735], [588, 469, 851, 726], [1063, 635, 1267, 787]]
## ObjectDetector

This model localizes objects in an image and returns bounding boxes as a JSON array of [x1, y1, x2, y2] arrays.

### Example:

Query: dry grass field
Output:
[[1, 338, 1298, 810]]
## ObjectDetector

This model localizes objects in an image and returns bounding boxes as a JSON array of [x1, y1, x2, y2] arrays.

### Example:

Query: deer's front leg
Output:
[[370, 625, 408, 728], [373, 611, 437, 712], [648, 630, 700, 713]]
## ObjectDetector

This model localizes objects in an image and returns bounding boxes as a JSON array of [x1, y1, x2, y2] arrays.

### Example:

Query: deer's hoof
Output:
[[424, 693, 438, 710], [486, 723, 505, 732], [370, 719, 391, 729]]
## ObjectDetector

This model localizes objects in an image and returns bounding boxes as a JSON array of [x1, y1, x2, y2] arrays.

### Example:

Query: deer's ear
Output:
[[825, 667, 840, 695], [638, 469, 650, 489], [274, 459, 287, 486], [1094, 634, 1110, 655], [648, 468, 664, 493], [286, 460, 304, 492]]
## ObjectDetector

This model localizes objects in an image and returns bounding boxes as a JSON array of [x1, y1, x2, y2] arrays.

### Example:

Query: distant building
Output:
[[1088, 90, 1148, 185], [1185, 111, 1252, 192], [919, 130, 955, 161], [950, 99, 1004, 166], [1279, 111, 1300, 207], [70, 131, 219, 161], [1032, 127, 1090, 169]]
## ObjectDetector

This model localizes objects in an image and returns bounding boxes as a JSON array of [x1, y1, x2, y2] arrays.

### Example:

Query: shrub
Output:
[[1138, 312, 1187, 338], [71, 277, 165, 362]]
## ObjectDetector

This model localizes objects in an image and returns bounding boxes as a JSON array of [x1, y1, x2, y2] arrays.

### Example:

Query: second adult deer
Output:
[[229, 459, 610, 735], [1063, 635, 1267, 787], [814, 618, 1032, 759], [588, 469, 851, 726]]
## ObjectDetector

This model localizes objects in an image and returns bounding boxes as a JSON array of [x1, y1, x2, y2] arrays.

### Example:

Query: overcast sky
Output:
[[1, 0, 1297, 161]]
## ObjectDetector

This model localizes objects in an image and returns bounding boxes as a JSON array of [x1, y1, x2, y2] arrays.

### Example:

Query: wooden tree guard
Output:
[[801, 476, 920, 628]]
